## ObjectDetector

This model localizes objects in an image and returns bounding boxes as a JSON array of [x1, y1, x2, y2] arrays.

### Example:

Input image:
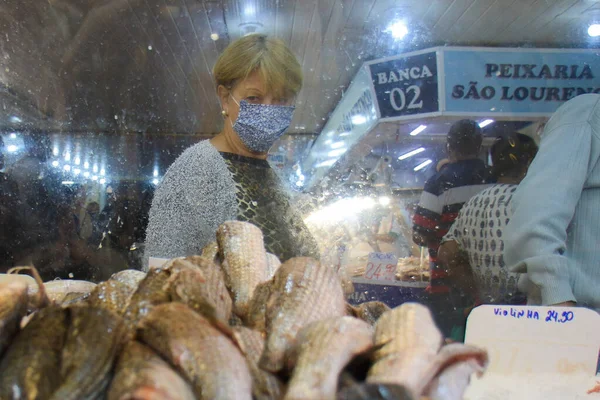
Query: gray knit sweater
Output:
[[144, 140, 319, 269]]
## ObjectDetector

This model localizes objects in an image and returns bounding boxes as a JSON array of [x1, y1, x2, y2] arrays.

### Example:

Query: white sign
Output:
[[465, 305, 600, 376], [363, 252, 397, 281]]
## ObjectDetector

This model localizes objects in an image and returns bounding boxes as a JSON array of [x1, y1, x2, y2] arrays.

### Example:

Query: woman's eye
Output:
[[245, 96, 260, 103]]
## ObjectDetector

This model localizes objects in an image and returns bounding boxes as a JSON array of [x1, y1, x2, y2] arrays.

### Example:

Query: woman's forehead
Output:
[[233, 70, 290, 97]]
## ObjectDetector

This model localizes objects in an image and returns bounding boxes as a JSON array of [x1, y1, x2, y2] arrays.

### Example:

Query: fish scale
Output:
[[285, 316, 374, 400], [233, 327, 283, 400], [367, 303, 443, 398], [86, 280, 133, 316], [217, 221, 268, 318], [137, 302, 252, 400], [260, 257, 347, 373]]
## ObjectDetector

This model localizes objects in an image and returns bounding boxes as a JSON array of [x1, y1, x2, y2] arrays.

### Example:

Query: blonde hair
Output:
[[213, 34, 302, 97]]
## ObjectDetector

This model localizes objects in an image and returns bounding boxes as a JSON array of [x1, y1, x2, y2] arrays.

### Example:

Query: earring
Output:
[[221, 110, 228, 118]]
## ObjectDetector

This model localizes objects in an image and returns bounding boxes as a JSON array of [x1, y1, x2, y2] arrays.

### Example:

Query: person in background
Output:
[[505, 94, 600, 309], [412, 119, 494, 337], [80, 201, 101, 245], [145, 34, 319, 267], [438, 133, 538, 319]]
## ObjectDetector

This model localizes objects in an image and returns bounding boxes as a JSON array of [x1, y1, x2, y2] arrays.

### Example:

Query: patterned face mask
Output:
[[230, 96, 295, 153]]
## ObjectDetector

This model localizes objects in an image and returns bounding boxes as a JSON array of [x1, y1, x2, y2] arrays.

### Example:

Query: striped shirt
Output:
[[412, 158, 493, 293]]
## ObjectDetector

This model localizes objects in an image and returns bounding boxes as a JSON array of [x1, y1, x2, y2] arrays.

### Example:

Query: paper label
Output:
[[363, 252, 397, 281], [465, 305, 600, 376]]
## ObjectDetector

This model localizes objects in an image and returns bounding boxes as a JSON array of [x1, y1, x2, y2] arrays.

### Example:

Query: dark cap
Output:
[[447, 119, 483, 157]]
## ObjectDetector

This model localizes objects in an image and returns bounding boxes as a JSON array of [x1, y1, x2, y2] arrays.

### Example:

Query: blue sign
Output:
[[443, 49, 600, 115], [368, 51, 439, 119]]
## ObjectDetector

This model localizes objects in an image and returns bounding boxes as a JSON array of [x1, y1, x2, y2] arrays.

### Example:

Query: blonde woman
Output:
[[144, 34, 319, 267]]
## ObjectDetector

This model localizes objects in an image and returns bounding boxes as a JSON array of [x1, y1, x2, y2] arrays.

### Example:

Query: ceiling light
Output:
[[351, 115, 367, 125], [53, 146, 59, 156], [339, 131, 351, 137], [243, 5, 256, 17], [379, 196, 391, 206], [386, 21, 409, 40], [63, 164, 71, 172], [84, 161, 89, 169], [9, 133, 16, 139], [93, 165, 98, 173], [330, 141, 345, 149], [153, 168, 159, 177], [83, 171, 90, 178], [152, 178, 159, 185], [92, 175, 98, 181], [328, 148, 346, 158], [73, 168, 81, 175], [61, 181, 75, 185], [52, 160, 59, 167], [10, 116, 21, 123], [588, 24, 600, 37], [6, 145, 18, 153], [64, 153, 71, 162], [479, 119, 494, 128], [100, 168, 105, 176], [414, 159, 433, 171], [74, 157, 80, 165], [210, 33, 219, 41], [399, 147, 425, 160], [409, 125, 427, 136], [99, 178, 106, 185]]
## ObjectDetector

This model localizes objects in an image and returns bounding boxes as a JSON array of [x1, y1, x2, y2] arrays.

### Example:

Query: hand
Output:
[[551, 301, 576, 307]]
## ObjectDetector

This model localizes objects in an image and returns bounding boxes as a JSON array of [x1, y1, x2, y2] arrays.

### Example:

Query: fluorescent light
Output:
[[100, 168, 105, 176], [414, 159, 433, 171], [153, 169, 159, 177], [330, 141, 345, 149], [9, 133, 16, 139], [10, 116, 21, 123], [244, 5, 256, 16], [64, 153, 71, 162], [63, 164, 71, 172], [324, 139, 333, 145], [386, 21, 408, 39], [589, 24, 600, 37], [316, 159, 337, 168], [6, 145, 18, 153], [61, 181, 75, 185], [328, 148, 346, 157], [74, 157, 80, 165], [84, 161, 89, 169], [52, 160, 59, 167], [73, 168, 81, 176], [53, 146, 59, 156], [92, 175, 98, 181], [99, 178, 106, 184], [93, 164, 98, 173], [399, 147, 426, 160], [339, 131, 351, 137], [409, 125, 427, 136], [479, 119, 494, 128], [152, 178, 159, 185], [379, 196, 391, 206], [83, 172, 90, 178], [351, 115, 367, 125]]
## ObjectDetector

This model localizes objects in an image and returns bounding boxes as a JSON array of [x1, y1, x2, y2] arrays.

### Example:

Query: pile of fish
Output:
[[0, 221, 488, 400]]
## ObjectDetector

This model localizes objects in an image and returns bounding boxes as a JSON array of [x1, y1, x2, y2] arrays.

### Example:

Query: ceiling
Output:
[[1, 0, 599, 135]]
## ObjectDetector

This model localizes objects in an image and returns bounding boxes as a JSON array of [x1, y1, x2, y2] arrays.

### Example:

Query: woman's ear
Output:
[[217, 85, 230, 114]]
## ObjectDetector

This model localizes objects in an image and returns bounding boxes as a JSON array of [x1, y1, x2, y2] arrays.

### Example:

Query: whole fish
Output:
[[0, 307, 68, 400], [285, 317, 374, 400], [260, 257, 347, 372], [107, 341, 195, 400], [423, 343, 489, 400], [168, 256, 232, 323], [27, 279, 96, 306], [137, 302, 253, 400], [217, 221, 268, 318], [50, 306, 126, 400], [109, 269, 146, 291], [0, 281, 28, 356], [246, 280, 272, 332], [367, 303, 443, 398], [232, 327, 283, 400], [87, 280, 134, 316]]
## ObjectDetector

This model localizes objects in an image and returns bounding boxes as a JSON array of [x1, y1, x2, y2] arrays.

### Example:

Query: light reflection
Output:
[[386, 21, 409, 40], [409, 125, 427, 136], [51, 160, 59, 167], [379, 196, 391, 206], [351, 115, 367, 125], [316, 159, 337, 168], [63, 164, 71, 172], [330, 141, 345, 149], [6, 145, 18, 153], [479, 119, 494, 128], [306, 196, 376, 225], [399, 147, 425, 160], [84, 161, 89, 169], [328, 148, 346, 157], [74, 157, 80, 165], [589, 24, 600, 37], [414, 159, 433, 171]]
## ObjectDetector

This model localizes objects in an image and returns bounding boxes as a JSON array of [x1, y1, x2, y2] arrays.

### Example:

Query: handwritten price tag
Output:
[[363, 252, 397, 281]]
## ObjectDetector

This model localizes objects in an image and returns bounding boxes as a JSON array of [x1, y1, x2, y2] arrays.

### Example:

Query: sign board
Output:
[[443, 48, 600, 115], [363, 252, 398, 281], [465, 305, 600, 375], [367, 50, 439, 119]]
